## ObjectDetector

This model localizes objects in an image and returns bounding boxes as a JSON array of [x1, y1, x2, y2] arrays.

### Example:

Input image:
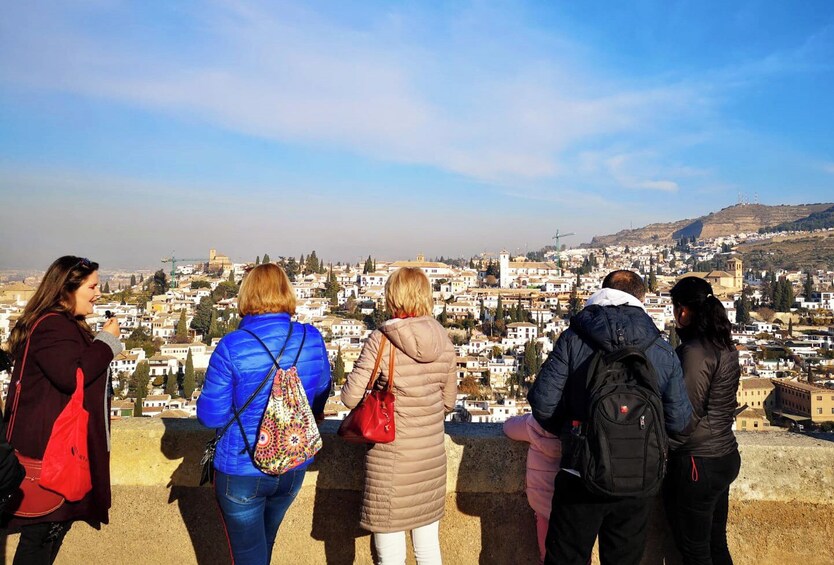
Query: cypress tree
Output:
[[648, 271, 658, 293], [165, 368, 178, 397], [130, 274, 137, 286], [803, 271, 813, 300], [333, 349, 346, 385], [495, 296, 504, 320], [262, 253, 270, 264], [131, 361, 150, 416], [255, 255, 260, 265], [183, 350, 196, 399], [175, 310, 188, 343]]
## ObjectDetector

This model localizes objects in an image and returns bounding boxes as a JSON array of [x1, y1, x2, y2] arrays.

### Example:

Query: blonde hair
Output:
[[238, 263, 297, 316], [385, 267, 433, 317]]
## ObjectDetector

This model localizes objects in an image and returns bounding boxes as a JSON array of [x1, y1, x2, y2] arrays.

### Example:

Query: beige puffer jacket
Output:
[[340, 316, 457, 533]]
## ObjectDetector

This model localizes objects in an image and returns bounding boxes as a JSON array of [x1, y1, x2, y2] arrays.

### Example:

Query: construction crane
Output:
[[552, 230, 576, 268], [161, 254, 209, 285], [552, 230, 575, 251]]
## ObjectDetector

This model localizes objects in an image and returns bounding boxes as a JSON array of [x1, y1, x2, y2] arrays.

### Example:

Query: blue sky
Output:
[[2, 0, 833, 270]]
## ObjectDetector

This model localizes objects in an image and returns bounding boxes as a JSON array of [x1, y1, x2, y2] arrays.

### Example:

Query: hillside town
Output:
[[2, 229, 834, 433]]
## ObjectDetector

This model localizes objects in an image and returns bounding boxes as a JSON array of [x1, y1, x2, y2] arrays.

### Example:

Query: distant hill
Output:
[[764, 205, 834, 233], [737, 231, 834, 271], [589, 203, 834, 247]]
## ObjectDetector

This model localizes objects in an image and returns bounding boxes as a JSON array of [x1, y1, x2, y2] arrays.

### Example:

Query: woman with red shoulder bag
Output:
[[340, 267, 458, 565], [2, 256, 122, 564]]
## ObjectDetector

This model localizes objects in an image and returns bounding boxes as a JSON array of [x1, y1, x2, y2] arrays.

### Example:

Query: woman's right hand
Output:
[[103, 317, 121, 337]]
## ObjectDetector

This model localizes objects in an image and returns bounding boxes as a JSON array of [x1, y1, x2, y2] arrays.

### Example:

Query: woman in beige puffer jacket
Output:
[[341, 267, 457, 565]]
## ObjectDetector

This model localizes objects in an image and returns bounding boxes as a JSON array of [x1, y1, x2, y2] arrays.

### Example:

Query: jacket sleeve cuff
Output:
[[94, 331, 124, 356]]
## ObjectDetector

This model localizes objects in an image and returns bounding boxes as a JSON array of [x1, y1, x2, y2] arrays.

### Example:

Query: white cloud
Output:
[[0, 1, 709, 184]]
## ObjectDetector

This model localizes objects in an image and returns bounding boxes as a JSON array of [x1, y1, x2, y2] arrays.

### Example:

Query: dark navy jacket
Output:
[[528, 304, 693, 442], [197, 313, 332, 476]]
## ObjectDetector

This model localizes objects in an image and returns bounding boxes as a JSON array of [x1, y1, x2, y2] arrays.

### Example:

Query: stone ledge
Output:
[[111, 418, 834, 503], [2, 419, 832, 564]]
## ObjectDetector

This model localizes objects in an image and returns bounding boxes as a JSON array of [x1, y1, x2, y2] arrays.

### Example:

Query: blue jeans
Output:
[[214, 469, 306, 565]]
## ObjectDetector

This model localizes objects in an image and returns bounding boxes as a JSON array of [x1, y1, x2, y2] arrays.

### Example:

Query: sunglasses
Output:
[[74, 257, 93, 269]]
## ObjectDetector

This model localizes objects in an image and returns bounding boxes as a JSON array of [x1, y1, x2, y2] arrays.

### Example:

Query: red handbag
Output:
[[40, 367, 92, 501], [5, 313, 66, 517], [338, 335, 396, 444]]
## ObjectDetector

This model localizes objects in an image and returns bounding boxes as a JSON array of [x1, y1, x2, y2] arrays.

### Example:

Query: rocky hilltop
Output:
[[589, 203, 834, 247]]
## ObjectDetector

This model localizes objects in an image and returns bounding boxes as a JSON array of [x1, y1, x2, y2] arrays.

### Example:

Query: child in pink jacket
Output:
[[503, 413, 562, 565]]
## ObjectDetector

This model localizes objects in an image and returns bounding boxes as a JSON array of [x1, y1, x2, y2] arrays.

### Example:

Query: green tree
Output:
[[191, 280, 211, 290], [175, 310, 189, 343], [262, 253, 270, 264], [150, 269, 168, 296], [333, 349, 346, 386], [126, 326, 156, 358], [191, 296, 214, 337], [438, 303, 448, 326], [803, 271, 814, 300], [324, 265, 340, 307], [165, 368, 178, 397], [228, 269, 235, 283], [284, 257, 299, 281], [735, 289, 751, 326], [212, 281, 239, 302], [195, 369, 206, 389], [130, 274, 137, 286], [255, 255, 260, 265], [787, 318, 793, 337], [568, 284, 582, 317], [103, 281, 111, 294], [648, 271, 658, 293], [495, 296, 504, 320], [207, 309, 220, 343], [305, 251, 320, 275], [363, 255, 374, 274], [183, 349, 196, 398], [130, 360, 150, 416]]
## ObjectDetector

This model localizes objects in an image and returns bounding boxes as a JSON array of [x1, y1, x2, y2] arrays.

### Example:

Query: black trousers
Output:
[[13, 521, 72, 565], [545, 471, 652, 565], [662, 450, 741, 565]]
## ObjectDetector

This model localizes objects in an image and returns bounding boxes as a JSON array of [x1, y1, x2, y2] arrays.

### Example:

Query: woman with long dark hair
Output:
[[664, 276, 741, 565], [3, 256, 122, 563]]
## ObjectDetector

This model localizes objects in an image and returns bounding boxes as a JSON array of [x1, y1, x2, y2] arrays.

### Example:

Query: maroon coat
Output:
[[4, 312, 115, 528]]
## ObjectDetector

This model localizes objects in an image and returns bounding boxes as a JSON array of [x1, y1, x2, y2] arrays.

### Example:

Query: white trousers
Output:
[[373, 520, 442, 565]]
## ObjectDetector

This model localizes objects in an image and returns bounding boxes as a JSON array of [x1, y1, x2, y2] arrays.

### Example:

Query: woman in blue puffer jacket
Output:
[[197, 263, 331, 565]]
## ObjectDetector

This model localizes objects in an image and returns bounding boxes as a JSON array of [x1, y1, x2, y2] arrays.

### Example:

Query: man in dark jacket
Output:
[[528, 270, 692, 565]]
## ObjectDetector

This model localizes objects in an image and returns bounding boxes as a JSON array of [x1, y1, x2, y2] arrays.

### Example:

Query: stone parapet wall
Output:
[[3, 420, 833, 564]]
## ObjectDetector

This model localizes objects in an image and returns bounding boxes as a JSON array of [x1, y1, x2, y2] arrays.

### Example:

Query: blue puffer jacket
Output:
[[528, 304, 692, 440], [197, 313, 332, 476]]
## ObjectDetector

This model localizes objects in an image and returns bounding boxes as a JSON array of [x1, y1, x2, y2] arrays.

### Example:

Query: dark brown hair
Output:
[[602, 270, 647, 301], [7, 256, 98, 358]]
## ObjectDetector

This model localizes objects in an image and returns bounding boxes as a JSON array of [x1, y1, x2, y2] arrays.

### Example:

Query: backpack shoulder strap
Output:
[[212, 324, 294, 444]]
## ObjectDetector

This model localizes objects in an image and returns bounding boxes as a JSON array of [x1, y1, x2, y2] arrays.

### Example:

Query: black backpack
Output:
[[569, 342, 667, 497]]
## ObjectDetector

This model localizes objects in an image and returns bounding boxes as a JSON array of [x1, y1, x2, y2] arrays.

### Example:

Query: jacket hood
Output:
[[379, 316, 448, 363], [571, 304, 660, 353]]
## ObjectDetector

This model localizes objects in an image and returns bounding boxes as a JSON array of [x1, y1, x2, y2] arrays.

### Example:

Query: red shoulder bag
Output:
[[337, 335, 396, 444]]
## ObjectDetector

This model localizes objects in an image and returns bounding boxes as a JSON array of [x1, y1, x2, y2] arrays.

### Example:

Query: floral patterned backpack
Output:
[[242, 325, 322, 475]]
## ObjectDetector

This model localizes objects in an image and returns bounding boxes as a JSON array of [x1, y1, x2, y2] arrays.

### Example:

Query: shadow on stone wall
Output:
[[308, 432, 368, 564], [449, 424, 538, 564], [161, 419, 230, 565]]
